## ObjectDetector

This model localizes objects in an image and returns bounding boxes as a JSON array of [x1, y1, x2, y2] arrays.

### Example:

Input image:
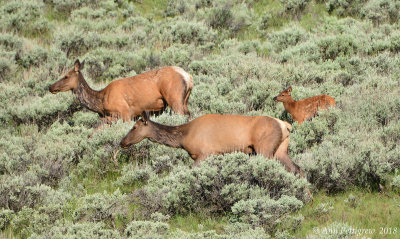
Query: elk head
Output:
[[120, 112, 151, 149], [49, 59, 85, 94], [273, 86, 293, 103]]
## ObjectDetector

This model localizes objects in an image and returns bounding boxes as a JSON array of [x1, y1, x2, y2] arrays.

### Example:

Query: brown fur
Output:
[[49, 60, 193, 122], [120, 112, 302, 175], [273, 86, 335, 125]]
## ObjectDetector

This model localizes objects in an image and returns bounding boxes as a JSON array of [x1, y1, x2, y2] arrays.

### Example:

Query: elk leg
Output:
[[168, 101, 185, 116], [273, 137, 303, 176], [192, 153, 207, 166], [274, 138, 313, 201], [163, 90, 186, 116], [116, 105, 131, 122], [253, 138, 277, 159], [183, 88, 192, 120], [103, 115, 114, 124]]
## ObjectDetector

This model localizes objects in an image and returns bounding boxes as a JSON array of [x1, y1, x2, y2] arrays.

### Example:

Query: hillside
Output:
[[1, 0, 400, 238]]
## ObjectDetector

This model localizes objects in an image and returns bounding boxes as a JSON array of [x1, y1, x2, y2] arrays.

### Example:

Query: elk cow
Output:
[[273, 86, 335, 125], [49, 60, 193, 122], [120, 112, 303, 176]]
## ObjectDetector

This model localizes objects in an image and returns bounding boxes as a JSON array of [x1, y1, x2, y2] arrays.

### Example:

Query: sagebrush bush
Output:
[[125, 220, 169, 239], [72, 190, 128, 224], [18, 46, 48, 68], [206, 5, 233, 29], [0, 209, 14, 230], [83, 48, 150, 81], [169, 223, 270, 238], [134, 153, 310, 234], [280, 0, 311, 15], [30, 221, 121, 239], [317, 35, 358, 61], [231, 195, 304, 232], [170, 21, 217, 45], [0, 0, 48, 34]]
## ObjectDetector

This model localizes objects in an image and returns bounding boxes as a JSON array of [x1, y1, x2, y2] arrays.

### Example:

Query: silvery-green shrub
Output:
[[124, 220, 169, 239], [0, 209, 14, 230], [30, 221, 121, 239], [280, 0, 311, 14], [231, 195, 303, 231], [135, 153, 310, 235]]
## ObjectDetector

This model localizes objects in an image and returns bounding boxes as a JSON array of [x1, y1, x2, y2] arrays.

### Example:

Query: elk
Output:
[[273, 86, 335, 125], [120, 112, 303, 176], [49, 60, 193, 122]]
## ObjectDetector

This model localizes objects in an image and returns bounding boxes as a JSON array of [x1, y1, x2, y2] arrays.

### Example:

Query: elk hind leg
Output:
[[253, 140, 276, 159], [167, 99, 185, 116], [183, 88, 192, 120], [274, 137, 303, 176]]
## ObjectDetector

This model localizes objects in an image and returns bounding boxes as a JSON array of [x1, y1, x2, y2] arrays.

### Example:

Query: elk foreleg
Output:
[[191, 153, 207, 166]]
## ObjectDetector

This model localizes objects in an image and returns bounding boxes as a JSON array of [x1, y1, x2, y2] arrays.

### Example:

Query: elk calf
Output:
[[49, 60, 193, 122], [120, 112, 303, 176], [273, 86, 335, 125]]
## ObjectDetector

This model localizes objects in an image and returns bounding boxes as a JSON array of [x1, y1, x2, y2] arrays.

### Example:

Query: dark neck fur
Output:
[[73, 73, 104, 114], [148, 121, 184, 148]]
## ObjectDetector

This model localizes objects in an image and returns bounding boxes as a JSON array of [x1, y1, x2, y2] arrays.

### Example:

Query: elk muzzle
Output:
[[49, 85, 58, 94], [119, 136, 132, 149]]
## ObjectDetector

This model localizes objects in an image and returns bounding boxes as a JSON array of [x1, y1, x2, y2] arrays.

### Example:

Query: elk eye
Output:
[[132, 126, 136, 130], [281, 95, 284, 96]]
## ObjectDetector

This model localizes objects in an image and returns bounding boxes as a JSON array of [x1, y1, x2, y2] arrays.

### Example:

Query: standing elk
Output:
[[49, 60, 193, 122], [273, 86, 335, 125], [120, 112, 303, 176]]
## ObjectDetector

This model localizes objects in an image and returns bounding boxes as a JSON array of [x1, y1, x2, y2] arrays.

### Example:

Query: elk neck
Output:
[[282, 97, 297, 114], [73, 73, 105, 114], [147, 121, 184, 149]]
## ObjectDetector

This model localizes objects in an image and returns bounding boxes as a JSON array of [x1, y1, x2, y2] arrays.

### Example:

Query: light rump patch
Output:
[[273, 117, 292, 139], [172, 66, 193, 88]]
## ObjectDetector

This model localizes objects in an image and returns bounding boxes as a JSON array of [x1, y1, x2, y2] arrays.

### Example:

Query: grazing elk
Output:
[[273, 86, 335, 125], [49, 60, 193, 122], [120, 112, 303, 176]]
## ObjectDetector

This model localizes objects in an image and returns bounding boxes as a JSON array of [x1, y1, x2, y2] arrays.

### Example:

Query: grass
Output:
[[294, 189, 400, 239], [165, 188, 400, 238], [73, 161, 146, 195], [238, 0, 287, 40], [252, 0, 283, 16], [43, 4, 68, 22], [132, 0, 167, 21], [0, 228, 17, 239], [169, 213, 229, 234], [239, 0, 329, 40], [300, 2, 329, 31]]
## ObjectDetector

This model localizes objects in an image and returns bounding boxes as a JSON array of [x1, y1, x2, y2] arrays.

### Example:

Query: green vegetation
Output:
[[1, 0, 400, 238], [296, 189, 400, 239]]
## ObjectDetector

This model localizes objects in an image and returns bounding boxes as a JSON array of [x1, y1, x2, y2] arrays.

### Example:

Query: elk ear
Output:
[[80, 60, 85, 70], [286, 86, 292, 94], [142, 111, 150, 125], [74, 59, 81, 72]]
